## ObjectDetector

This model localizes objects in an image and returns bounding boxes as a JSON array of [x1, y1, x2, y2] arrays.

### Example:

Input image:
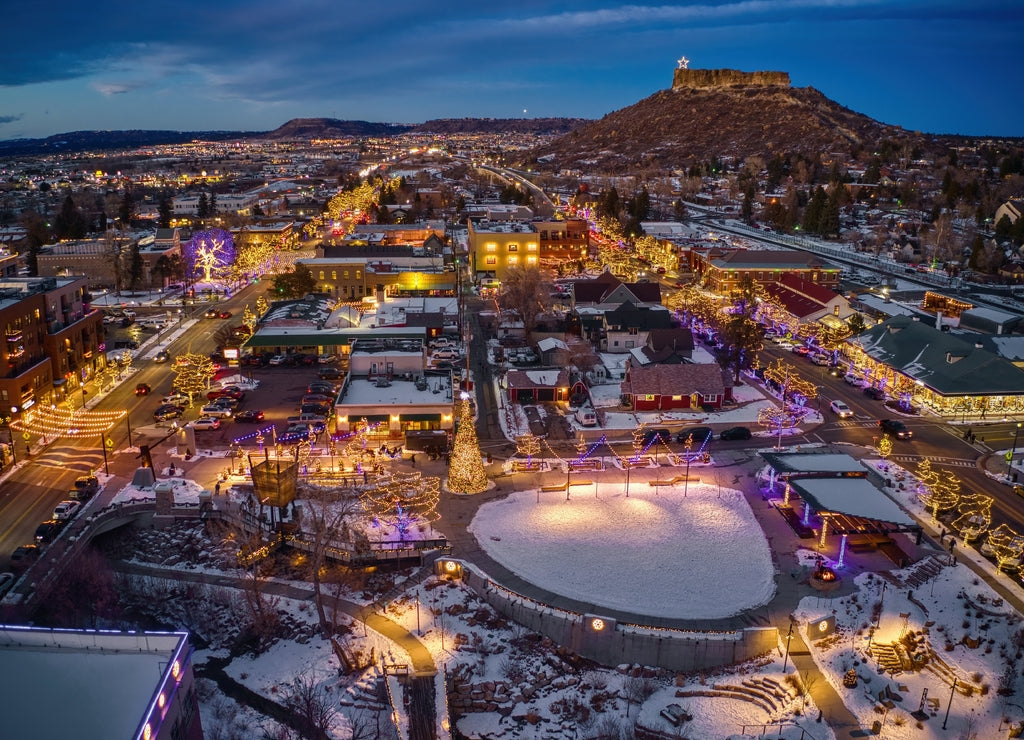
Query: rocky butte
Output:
[[672, 68, 791, 89]]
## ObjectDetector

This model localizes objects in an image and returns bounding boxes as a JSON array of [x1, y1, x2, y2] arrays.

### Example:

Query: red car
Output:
[[218, 311, 233, 319]]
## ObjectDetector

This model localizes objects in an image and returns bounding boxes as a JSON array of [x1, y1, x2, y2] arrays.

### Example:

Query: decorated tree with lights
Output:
[[915, 458, 941, 506], [172, 352, 215, 405], [876, 434, 892, 469], [515, 433, 541, 469], [255, 295, 269, 317], [758, 404, 812, 449], [951, 493, 993, 541], [360, 471, 441, 541], [448, 394, 487, 494], [242, 304, 257, 335], [763, 358, 818, 406], [187, 228, 235, 283]]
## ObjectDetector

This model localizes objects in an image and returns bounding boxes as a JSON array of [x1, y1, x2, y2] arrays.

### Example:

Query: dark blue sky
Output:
[[1, 1, 1020, 140]]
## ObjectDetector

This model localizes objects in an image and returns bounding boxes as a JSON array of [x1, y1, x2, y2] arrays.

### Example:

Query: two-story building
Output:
[[693, 248, 841, 294]]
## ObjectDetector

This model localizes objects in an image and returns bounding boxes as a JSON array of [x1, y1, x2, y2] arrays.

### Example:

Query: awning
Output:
[[788, 477, 915, 526]]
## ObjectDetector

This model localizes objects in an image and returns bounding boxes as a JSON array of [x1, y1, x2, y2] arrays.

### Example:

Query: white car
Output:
[[191, 417, 222, 431], [844, 373, 869, 388], [269, 355, 287, 366], [200, 404, 232, 418], [162, 392, 189, 406], [829, 400, 854, 418], [53, 500, 82, 521]]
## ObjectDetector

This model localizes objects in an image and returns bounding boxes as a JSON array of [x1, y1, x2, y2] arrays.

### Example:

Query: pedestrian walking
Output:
[[411, 454, 416, 467], [215, 482, 221, 496]]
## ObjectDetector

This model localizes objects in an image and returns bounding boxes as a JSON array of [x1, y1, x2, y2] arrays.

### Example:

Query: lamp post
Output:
[[782, 620, 795, 672], [683, 434, 693, 498], [1007, 422, 1022, 481], [942, 677, 958, 730], [100, 432, 109, 475]]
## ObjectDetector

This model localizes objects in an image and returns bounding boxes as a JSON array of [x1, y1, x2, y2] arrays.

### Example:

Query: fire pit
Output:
[[809, 560, 841, 592]]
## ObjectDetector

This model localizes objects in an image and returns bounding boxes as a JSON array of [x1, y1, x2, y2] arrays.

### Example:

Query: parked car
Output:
[[9, 544, 39, 571], [135, 383, 151, 396], [318, 368, 345, 380], [211, 397, 240, 411], [73, 475, 99, 500], [675, 426, 714, 445], [844, 373, 869, 388], [269, 354, 288, 366], [34, 520, 63, 543], [641, 428, 672, 446], [154, 404, 185, 422], [162, 392, 189, 405], [191, 417, 222, 431], [863, 386, 886, 401], [233, 409, 265, 423], [301, 394, 333, 405], [829, 400, 854, 418], [307, 383, 337, 396], [200, 404, 233, 418], [878, 419, 913, 439], [810, 353, 831, 366], [52, 500, 82, 521], [719, 426, 752, 441], [791, 345, 812, 356]]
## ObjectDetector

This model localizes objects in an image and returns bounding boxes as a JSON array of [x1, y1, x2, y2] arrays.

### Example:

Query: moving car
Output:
[[878, 419, 913, 439], [154, 350, 170, 363], [233, 409, 264, 422], [204, 308, 220, 318], [829, 400, 854, 418], [675, 426, 713, 445], [719, 426, 752, 441], [218, 311, 233, 319], [843, 373, 869, 388], [191, 417, 222, 431], [53, 500, 82, 521], [135, 382, 151, 396]]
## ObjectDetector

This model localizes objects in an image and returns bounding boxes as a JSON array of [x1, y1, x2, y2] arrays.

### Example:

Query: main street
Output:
[[0, 280, 266, 569]]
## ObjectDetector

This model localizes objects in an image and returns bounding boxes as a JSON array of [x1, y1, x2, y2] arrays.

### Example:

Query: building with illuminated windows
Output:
[[0, 276, 105, 419], [467, 220, 540, 285], [0, 625, 204, 740], [692, 248, 840, 294]]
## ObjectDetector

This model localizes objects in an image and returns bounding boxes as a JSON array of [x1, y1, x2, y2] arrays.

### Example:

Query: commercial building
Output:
[[692, 248, 841, 294], [36, 230, 182, 290], [0, 276, 105, 417], [0, 625, 204, 740], [467, 218, 590, 285]]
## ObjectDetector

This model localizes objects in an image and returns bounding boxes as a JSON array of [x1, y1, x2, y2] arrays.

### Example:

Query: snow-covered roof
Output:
[[761, 452, 867, 473], [790, 477, 916, 525]]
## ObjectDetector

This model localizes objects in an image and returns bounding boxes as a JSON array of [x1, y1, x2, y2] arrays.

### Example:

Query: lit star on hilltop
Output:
[[677, 56, 690, 69]]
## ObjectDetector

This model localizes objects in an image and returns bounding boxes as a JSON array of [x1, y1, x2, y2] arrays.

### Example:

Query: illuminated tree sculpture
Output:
[[758, 404, 812, 449], [448, 394, 487, 494], [242, 304, 257, 335], [172, 352, 216, 405], [951, 493, 993, 542], [188, 228, 235, 283], [360, 471, 441, 541], [255, 295, 269, 318], [915, 458, 941, 507], [515, 433, 541, 469], [876, 434, 893, 470], [763, 359, 818, 406]]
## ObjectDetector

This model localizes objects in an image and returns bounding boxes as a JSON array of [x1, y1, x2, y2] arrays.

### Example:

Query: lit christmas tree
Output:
[[448, 393, 487, 494], [172, 352, 215, 405]]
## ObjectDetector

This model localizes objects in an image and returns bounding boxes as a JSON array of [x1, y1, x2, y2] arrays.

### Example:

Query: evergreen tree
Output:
[[968, 234, 985, 270], [54, 195, 87, 239], [197, 193, 209, 219], [119, 189, 136, 225], [803, 187, 827, 233], [820, 186, 842, 236], [447, 396, 487, 494], [127, 242, 144, 291], [158, 196, 173, 228]]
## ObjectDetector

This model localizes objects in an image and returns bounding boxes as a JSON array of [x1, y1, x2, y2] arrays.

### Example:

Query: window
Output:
[[527, 242, 537, 252], [645, 394, 656, 401], [343, 270, 349, 279], [331, 271, 337, 280], [318, 271, 325, 280], [507, 243, 518, 252], [485, 243, 497, 252], [526, 255, 538, 265], [356, 270, 361, 280], [507, 255, 519, 265], [485, 256, 497, 266], [671, 395, 682, 401]]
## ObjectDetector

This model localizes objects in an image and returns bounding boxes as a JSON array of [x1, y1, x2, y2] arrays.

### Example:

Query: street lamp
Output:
[[1007, 422, 1022, 482], [682, 434, 694, 498], [782, 620, 795, 672]]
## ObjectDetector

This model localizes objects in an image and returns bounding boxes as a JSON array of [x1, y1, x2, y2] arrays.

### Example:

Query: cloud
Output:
[[92, 81, 146, 96], [0, 114, 23, 125]]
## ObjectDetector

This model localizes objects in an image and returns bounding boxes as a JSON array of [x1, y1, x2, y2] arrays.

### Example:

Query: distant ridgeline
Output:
[[672, 68, 790, 89]]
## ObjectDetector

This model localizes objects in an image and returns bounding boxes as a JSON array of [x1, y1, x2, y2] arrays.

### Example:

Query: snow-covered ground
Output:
[[465, 483, 775, 619]]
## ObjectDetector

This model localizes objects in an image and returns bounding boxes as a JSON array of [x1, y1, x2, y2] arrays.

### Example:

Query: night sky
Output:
[[1, 1, 1021, 140]]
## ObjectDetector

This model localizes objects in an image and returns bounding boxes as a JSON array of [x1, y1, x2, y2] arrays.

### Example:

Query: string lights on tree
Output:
[[360, 471, 441, 541], [187, 228, 236, 283], [448, 392, 487, 494], [172, 352, 216, 405]]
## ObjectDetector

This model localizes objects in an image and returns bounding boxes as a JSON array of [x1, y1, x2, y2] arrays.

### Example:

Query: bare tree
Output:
[[284, 671, 337, 737], [498, 265, 554, 337]]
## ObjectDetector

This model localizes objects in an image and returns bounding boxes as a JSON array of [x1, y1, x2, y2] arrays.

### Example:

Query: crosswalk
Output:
[[34, 447, 106, 473], [890, 454, 977, 469]]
